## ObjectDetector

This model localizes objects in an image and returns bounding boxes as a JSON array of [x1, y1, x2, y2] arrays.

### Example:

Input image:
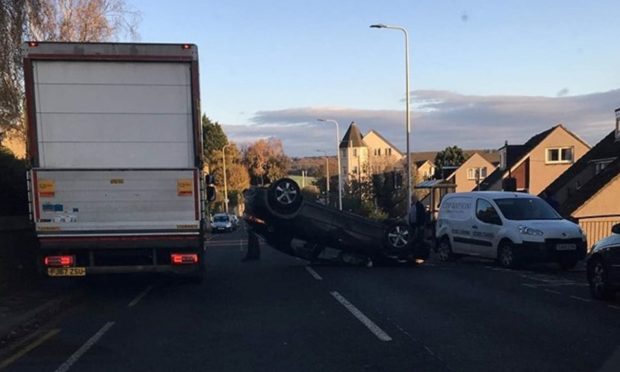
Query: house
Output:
[[479, 124, 590, 194], [414, 160, 435, 181], [445, 152, 497, 192], [362, 129, 404, 174], [0, 128, 26, 159], [339, 122, 369, 182], [542, 109, 620, 247]]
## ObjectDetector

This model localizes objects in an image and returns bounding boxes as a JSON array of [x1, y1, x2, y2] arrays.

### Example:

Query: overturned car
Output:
[[243, 178, 430, 265]]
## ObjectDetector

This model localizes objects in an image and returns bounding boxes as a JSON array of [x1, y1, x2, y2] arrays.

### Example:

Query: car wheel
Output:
[[266, 178, 303, 217], [436, 237, 454, 262], [498, 241, 518, 268], [384, 221, 412, 257], [588, 258, 614, 300]]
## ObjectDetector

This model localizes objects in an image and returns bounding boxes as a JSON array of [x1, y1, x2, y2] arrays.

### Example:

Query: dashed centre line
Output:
[[330, 291, 392, 342], [127, 286, 152, 308], [54, 321, 115, 372], [305, 266, 323, 281], [569, 295, 591, 303]]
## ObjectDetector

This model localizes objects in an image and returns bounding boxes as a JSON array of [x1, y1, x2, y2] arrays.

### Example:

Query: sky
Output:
[[128, 0, 620, 157]]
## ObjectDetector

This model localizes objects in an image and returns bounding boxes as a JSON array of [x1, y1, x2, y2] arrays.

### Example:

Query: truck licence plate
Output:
[[556, 243, 576, 251], [47, 267, 86, 277]]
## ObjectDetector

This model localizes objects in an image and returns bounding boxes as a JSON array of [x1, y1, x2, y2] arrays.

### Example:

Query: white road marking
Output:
[[330, 291, 392, 342], [305, 266, 323, 280], [608, 305, 620, 311], [127, 286, 152, 308], [54, 321, 115, 372], [570, 295, 591, 303], [522, 283, 538, 289], [544, 289, 562, 295], [0, 329, 59, 370]]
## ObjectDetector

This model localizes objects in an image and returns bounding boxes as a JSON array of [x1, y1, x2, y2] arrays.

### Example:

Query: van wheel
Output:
[[498, 241, 518, 268], [437, 238, 454, 262], [266, 178, 303, 217]]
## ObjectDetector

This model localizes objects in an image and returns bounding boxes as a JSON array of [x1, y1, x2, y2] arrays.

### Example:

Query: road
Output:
[[2, 226, 620, 372]]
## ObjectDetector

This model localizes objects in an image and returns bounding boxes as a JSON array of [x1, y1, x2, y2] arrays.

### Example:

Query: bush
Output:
[[0, 147, 28, 216]]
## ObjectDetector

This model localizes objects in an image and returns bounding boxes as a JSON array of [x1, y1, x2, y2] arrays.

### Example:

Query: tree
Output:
[[0, 0, 139, 137], [202, 114, 228, 168], [242, 138, 291, 185], [434, 145, 467, 178]]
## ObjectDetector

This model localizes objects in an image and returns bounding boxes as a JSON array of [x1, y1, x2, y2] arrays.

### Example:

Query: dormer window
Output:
[[615, 108, 619, 141], [499, 149, 506, 170], [546, 147, 573, 164]]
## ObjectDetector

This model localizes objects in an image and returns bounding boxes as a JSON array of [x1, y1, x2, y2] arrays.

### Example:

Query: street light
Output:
[[317, 119, 342, 210], [222, 143, 232, 214], [316, 149, 330, 205], [370, 23, 412, 214]]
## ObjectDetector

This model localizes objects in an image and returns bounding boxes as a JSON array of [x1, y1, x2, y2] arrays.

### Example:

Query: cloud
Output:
[[222, 89, 620, 157]]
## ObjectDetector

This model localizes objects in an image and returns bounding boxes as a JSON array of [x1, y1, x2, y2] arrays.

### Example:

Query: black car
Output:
[[586, 223, 620, 300], [243, 178, 430, 265]]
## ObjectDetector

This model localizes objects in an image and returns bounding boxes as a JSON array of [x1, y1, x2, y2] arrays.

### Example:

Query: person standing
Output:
[[242, 218, 261, 262], [408, 194, 426, 247]]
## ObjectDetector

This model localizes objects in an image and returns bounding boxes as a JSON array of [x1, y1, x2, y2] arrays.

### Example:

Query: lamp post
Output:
[[317, 119, 342, 210], [222, 143, 232, 213], [316, 149, 330, 205], [370, 23, 412, 214]]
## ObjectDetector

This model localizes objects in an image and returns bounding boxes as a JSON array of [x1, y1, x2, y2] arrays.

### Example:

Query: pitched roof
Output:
[[479, 125, 564, 190], [541, 130, 620, 215], [339, 122, 366, 149], [445, 152, 495, 181], [363, 130, 404, 156], [559, 156, 620, 216], [415, 160, 432, 168]]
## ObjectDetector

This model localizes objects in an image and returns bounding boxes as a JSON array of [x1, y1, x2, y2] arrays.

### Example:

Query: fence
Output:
[[579, 216, 620, 250]]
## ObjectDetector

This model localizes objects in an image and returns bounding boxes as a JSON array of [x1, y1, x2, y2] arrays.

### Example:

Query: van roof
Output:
[[444, 191, 538, 199]]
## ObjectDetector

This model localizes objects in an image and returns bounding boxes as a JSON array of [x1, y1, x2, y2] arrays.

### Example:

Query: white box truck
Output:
[[22, 42, 209, 280]]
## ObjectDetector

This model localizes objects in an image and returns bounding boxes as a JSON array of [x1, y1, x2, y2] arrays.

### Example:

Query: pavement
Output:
[[1, 226, 620, 371]]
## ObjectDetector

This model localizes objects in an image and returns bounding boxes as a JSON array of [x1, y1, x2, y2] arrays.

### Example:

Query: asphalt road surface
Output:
[[3, 225, 620, 372]]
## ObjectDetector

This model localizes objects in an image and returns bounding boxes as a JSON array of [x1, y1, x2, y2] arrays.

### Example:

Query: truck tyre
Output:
[[266, 178, 303, 217]]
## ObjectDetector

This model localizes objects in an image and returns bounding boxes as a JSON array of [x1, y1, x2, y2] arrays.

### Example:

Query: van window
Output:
[[494, 198, 561, 220], [476, 199, 502, 225]]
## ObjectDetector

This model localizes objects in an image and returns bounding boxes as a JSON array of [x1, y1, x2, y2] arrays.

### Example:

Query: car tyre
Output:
[[384, 221, 412, 257], [588, 257, 614, 300], [498, 241, 518, 268], [266, 178, 303, 217], [437, 237, 454, 262]]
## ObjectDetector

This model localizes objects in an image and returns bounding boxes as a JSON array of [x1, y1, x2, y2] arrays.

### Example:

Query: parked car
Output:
[[243, 178, 430, 265], [435, 191, 587, 269], [211, 213, 233, 233], [586, 223, 620, 300]]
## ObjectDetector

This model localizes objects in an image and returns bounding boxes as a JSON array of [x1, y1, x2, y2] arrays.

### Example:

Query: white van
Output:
[[435, 191, 587, 269]]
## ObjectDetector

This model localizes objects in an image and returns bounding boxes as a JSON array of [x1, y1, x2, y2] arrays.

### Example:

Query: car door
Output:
[[472, 198, 503, 258]]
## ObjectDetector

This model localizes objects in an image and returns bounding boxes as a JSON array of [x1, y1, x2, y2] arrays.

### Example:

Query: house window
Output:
[[385, 148, 389, 156], [373, 149, 377, 156], [377, 148, 381, 156], [595, 159, 614, 174], [467, 167, 488, 180], [353, 149, 357, 157], [388, 148, 392, 156], [615, 108, 620, 141], [546, 147, 573, 164], [352, 166, 358, 174], [343, 166, 348, 175]]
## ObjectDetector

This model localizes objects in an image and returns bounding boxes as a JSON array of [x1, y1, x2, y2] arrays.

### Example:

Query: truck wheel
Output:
[[266, 178, 303, 217], [384, 221, 412, 257]]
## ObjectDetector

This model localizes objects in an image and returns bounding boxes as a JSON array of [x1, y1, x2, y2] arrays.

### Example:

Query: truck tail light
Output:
[[171, 253, 198, 265], [44, 255, 75, 267], [28, 41, 39, 47], [181, 44, 191, 49]]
